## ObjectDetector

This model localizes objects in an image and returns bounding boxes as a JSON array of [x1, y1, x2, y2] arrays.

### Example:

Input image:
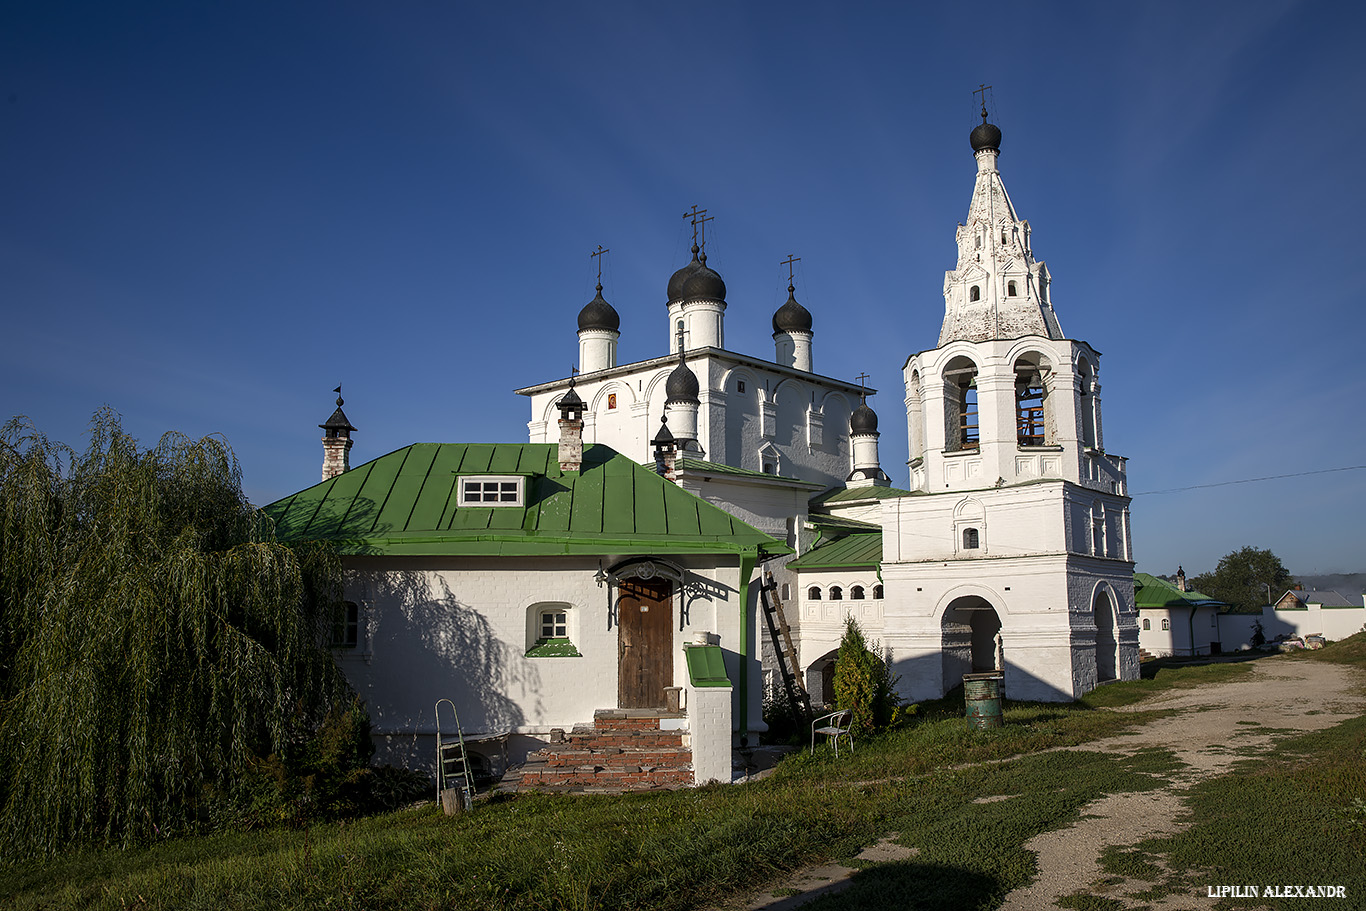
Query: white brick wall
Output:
[[684, 666, 733, 785]]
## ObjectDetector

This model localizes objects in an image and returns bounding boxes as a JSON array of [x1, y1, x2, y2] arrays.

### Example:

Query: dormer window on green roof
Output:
[[459, 476, 524, 507]]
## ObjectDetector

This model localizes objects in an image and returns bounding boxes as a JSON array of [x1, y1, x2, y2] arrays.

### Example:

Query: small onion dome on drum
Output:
[[970, 119, 1002, 153], [577, 283, 620, 332], [772, 283, 813, 334], [665, 356, 700, 404], [667, 244, 726, 302], [850, 399, 879, 435]]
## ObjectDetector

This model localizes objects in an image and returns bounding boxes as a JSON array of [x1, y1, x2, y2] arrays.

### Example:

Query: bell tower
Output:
[[882, 98, 1138, 705]]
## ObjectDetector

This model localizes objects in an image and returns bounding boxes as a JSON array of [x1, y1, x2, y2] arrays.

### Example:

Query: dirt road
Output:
[[728, 654, 1365, 911], [1001, 656, 1364, 910]]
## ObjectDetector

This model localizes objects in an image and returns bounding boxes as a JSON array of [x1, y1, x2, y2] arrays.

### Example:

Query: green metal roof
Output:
[[676, 458, 820, 487], [264, 443, 789, 558], [811, 484, 913, 506], [1133, 573, 1226, 610], [787, 532, 883, 569], [808, 513, 885, 535]]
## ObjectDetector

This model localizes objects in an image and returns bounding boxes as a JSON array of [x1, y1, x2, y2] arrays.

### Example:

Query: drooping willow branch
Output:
[[0, 408, 349, 857]]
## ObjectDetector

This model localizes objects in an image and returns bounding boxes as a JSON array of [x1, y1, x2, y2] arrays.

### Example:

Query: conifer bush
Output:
[[831, 616, 899, 735], [0, 409, 353, 857]]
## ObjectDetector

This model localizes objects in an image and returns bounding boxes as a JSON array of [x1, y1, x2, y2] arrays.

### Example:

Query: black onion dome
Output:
[[682, 251, 726, 301], [665, 357, 700, 403], [772, 283, 813, 334], [577, 284, 620, 331], [668, 245, 726, 302], [850, 400, 878, 435], [667, 244, 703, 301], [970, 119, 1002, 153]]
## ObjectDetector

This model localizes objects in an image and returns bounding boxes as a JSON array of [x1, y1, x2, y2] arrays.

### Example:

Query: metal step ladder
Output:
[[435, 698, 475, 812], [760, 570, 812, 729]]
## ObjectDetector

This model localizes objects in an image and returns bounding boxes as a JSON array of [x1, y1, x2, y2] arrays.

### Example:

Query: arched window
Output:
[[1161, 618, 1170, 631], [1015, 360, 1048, 447], [1008, 280, 1017, 297], [962, 528, 980, 550], [1142, 618, 1151, 631], [872, 585, 884, 600], [945, 356, 980, 453], [1078, 357, 1098, 449], [808, 586, 821, 601], [851, 586, 865, 600], [526, 602, 581, 657], [829, 586, 843, 601], [969, 285, 981, 302]]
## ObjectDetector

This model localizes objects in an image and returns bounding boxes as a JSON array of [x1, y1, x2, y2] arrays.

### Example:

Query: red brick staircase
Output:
[[501, 709, 693, 793]]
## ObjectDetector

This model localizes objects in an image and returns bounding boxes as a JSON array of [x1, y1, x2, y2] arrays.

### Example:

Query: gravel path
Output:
[[1001, 656, 1365, 910], [721, 654, 1365, 911]]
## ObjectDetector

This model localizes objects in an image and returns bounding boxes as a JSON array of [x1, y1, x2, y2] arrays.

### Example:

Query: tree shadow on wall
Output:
[[352, 567, 539, 738]]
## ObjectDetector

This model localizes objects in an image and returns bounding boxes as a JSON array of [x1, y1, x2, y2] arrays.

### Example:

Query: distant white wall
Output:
[[1217, 600, 1366, 651]]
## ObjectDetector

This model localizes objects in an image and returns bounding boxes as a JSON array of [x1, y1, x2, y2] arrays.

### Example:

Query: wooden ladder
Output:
[[434, 698, 475, 811], [760, 570, 812, 728]]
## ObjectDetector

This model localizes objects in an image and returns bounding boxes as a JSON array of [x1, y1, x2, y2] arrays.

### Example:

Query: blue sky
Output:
[[3, 1, 1363, 579]]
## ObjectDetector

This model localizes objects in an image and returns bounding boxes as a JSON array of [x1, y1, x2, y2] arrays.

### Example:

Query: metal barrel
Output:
[[963, 672, 1004, 730]]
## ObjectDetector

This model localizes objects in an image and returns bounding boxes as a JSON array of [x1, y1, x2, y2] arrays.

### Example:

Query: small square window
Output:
[[458, 476, 524, 507], [541, 610, 567, 639]]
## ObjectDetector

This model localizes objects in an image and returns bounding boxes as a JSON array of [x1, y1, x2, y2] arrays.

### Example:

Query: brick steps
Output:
[[502, 709, 693, 793]]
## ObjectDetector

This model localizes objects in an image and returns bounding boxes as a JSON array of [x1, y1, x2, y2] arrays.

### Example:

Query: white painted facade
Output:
[[333, 554, 763, 775], [519, 349, 868, 492], [1137, 605, 1223, 658]]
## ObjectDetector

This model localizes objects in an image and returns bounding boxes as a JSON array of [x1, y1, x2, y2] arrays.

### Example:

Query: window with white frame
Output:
[[808, 586, 821, 601], [851, 585, 865, 600], [540, 607, 567, 639], [329, 600, 360, 649], [829, 586, 843, 601], [1161, 618, 1170, 630], [459, 476, 524, 507], [872, 584, 884, 600], [1142, 618, 1150, 631], [526, 602, 579, 657]]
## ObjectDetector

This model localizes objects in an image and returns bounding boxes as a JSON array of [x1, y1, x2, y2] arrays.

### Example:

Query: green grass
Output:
[[1093, 716, 1366, 908], [4, 642, 1362, 911], [1078, 658, 1258, 708]]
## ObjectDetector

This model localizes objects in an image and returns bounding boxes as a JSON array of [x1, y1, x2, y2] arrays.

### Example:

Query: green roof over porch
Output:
[[264, 442, 790, 558], [786, 531, 883, 569]]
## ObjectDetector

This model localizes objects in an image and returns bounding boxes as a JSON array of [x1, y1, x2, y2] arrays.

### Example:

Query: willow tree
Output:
[[0, 409, 349, 857]]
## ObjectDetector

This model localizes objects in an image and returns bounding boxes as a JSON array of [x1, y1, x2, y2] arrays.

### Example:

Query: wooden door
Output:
[[617, 578, 673, 709]]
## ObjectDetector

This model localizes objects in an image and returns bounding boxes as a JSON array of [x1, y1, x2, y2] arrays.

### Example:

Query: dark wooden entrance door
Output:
[[617, 578, 673, 709]]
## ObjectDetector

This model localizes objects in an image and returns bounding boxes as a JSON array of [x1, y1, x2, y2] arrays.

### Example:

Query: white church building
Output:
[[273, 107, 1138, 786]]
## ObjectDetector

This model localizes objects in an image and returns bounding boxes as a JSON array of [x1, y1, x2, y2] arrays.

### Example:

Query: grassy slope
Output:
[[4, 639, 1362, 910]]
